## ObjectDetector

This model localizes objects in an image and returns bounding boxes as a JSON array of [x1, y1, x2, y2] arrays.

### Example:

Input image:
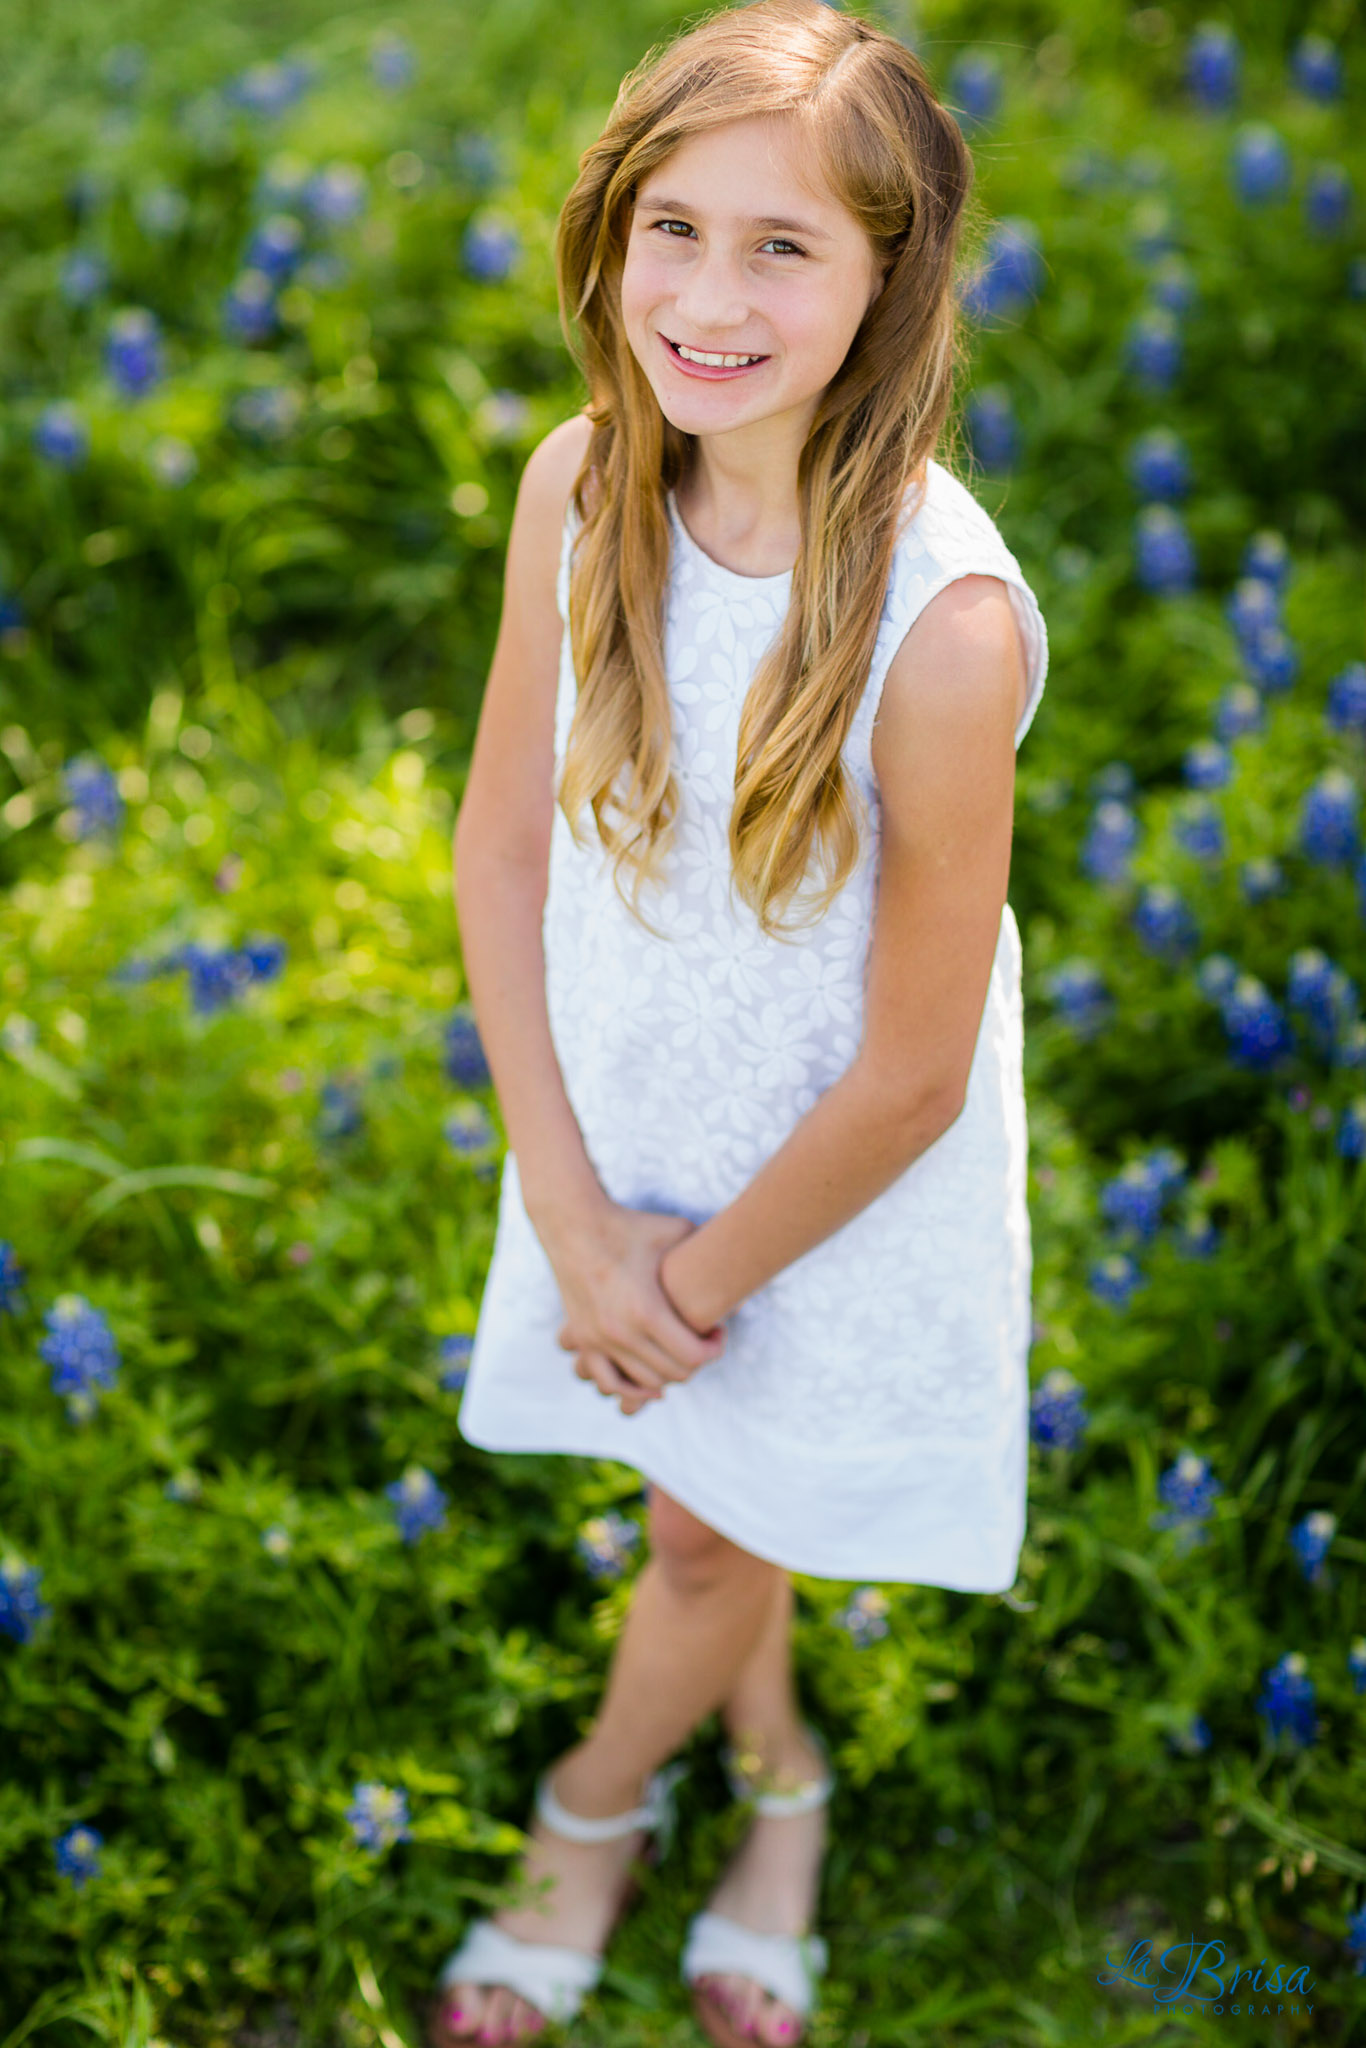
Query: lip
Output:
[[659, 331, 770, 380]]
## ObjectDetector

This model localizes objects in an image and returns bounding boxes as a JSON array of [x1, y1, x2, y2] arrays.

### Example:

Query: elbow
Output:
[[855, 1057, 966, 1141]]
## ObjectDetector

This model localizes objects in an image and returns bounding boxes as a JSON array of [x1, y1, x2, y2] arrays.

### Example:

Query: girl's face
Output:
[[621, 114, 884, 452]]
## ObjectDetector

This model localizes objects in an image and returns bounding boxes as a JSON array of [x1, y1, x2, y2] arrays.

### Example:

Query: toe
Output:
[[507, 1994, 546, 2037], [478, 1986, 516, 2042], [756, 1994, 803, 2044], [432, 1984, 483, 2042]]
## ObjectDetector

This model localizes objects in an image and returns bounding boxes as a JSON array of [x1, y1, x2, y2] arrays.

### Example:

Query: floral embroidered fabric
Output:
[[457, 458, 1049, 1591]]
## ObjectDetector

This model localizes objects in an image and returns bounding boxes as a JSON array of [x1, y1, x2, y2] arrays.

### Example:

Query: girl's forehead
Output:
[[642, 120, 846, 224]]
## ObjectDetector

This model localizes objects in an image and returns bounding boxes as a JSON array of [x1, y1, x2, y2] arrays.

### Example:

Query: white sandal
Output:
[[430, 1756, 688, 2033], [681, 1721, 836, 2047]]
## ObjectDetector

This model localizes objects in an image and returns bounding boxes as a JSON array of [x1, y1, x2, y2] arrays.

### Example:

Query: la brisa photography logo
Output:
[[1099, 1930, 1315, 2017]]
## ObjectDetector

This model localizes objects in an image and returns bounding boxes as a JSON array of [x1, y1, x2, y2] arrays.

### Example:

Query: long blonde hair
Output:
[[554, 0, 975, 941]]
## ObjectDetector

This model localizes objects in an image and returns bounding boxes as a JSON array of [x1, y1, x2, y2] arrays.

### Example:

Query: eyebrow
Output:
[[634, 194, 834, 242]]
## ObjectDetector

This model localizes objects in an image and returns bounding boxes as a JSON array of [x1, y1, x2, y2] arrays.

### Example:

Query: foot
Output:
[[429, 1745, 653, 2047], [692, 1727, 830, 2046]]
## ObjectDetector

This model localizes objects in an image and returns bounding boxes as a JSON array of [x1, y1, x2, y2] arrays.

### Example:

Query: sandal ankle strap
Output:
[[721, 1720, 835, 1817], [535, 1756, 689, 1855]]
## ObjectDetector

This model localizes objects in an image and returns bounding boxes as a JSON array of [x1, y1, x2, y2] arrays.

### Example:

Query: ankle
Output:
[[722, 1714, 822, 1788], [550, 1739, 653, 1820]]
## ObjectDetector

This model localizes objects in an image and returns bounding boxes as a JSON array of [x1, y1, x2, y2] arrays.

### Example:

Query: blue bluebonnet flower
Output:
[[1173, 1214, 1220, 1258], [164, 1469, 202, 1503], [317, 1077, 364, 1141], [1045, 959, 1113, 1039], [0, 1557, 51, 1643], [834, 1586, 891, 1645], [1081, 799, 1139, 883], [100, 41, 145, 92], [34, 402, 89, 468], [1239, 856, 1284, 904], [1255, 1652, 1317, 1747], [262, 1524, 293, 1558], [444, 1103, 496, 1156], [1287, 949, 1359, 1055], [1166, 1712, 1212, 1756], [1338, 1100, 1366, 1160], [1132, 883, 1198, 959], [1226, 571, 1280, 641], [227, 59, 312, 119], [306, 162, 368, 226], [1134, 506, 1195, 594], [1291, 35, 1342, 102], [1231, 125, 1290, 206], [576, 1510, 642, 1580], [442, 1009, 490, 1088], [1348, 1638, 1366, 1694], [53, 1824, 103, 1886], [135, 186, 189, 238], [1090, 1250, 1145, 1309], [965, 386, 1018, 471], [1125, 310, 1181, 391], [1148, 257, 1195, 314], [230, 387, 302, 440], [1305, 166, 1352, 238], [438, 1335, 472, 1392], [62, 755, 124, 838], [463, 215, 520, 283], [386, 1466, 448, 1544], [1196, 953, 1239, 1002], [947, 51, 1001, 126], [59, 249, 109, 305], [370, 32, 416, 89], [1100, 1161, 1166, 1240], [1183, 740, 1232, 791], [1243, 625, 1300, 693], [1221, 976, 1294, 1068], [1129, 429, 1189, 502], [1300, 769, 1361, 865], [1337, 1022, 1366, 1071], [1216, 684, 1264, 743], [1151, 1450, 1223, 1544], [221, 271, 276, 344], [104, 307, 164, 397], [1029, 1368, 1089, 1449], [244, 213, 305, 282], [0, 1242, 25, 1314], [1173, 798, 1225, 861], [961, 219, 1043, 321], [182, 945, 253, 1014], [1289, 1509, 1337, 1585], [1241, 531, 1290, 591], [346, 1782, 412, 1854], [1186, 23, 1239, 110], [1092, 761, 1136, 801], [1326, 662, 1366, 735], [40, 1296, 120, 1421], [1348, 1903, 1366, 1976], [240, 937, 286, 981], [453, 131, 503, 190]]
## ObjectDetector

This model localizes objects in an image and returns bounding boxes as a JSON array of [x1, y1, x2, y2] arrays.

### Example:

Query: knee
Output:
[[648, 1486, 772, 1597]]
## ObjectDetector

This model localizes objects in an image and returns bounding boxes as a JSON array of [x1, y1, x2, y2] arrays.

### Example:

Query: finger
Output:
[[577, 1351, 662, 1407]]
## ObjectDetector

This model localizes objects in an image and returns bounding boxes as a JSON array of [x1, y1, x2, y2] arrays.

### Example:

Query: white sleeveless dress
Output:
[[457, 458, 1049, 1593]]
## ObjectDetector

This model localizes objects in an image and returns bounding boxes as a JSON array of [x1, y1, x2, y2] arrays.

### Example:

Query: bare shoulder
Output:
[[871, 573, 1025, 789], [518, 409, 594, 528]]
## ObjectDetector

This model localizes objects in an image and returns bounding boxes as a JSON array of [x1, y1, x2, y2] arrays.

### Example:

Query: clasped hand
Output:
[[539, 1199, 726, 1417]]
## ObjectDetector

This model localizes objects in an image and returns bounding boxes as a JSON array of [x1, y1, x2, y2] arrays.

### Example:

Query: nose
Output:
[[668, 248, 756, 341]]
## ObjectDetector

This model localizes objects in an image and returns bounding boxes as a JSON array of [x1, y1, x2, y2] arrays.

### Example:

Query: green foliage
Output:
[[2, 0, 1366, 2044]]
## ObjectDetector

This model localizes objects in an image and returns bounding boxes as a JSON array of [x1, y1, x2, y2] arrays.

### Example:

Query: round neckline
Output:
[[666, 488, 795, 590]]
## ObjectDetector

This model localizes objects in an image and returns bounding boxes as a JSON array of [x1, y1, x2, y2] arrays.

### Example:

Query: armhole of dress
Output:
[[869, 552, 1049, 751], [554, 503, 577, 626]]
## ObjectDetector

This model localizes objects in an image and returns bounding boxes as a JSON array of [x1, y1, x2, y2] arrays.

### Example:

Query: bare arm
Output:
[[657, 572, 1025, 1333], [453, 411, 607, 1231]]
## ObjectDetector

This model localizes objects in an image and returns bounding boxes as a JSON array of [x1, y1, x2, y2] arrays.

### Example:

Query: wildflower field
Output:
[[2, 0, 1365, 2041]]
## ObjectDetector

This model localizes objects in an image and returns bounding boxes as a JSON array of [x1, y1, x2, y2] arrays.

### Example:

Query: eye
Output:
[[649, 219, 805, 257]]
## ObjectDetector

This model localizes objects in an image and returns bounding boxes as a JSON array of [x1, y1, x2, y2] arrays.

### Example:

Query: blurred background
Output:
[[2, 1, 1366, 2042]]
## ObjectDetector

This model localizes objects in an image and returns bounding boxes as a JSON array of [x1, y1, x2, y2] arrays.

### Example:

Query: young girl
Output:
[[437, 3, 1048, 2043]]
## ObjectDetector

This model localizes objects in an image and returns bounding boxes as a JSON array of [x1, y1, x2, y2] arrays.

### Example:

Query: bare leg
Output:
[[695, 1567, 833, 2046], [432, 1487, 782, 2048]]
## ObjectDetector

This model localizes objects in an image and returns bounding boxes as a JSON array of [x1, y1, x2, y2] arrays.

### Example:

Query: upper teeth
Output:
[[674, 342, 764, 367]]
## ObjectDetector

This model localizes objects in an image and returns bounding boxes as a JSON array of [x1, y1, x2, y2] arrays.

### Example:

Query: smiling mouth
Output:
[[662, 334, 770, 367]]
